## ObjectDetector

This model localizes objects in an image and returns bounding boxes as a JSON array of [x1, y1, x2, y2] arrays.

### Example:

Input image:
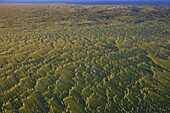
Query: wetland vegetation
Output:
[[0, 3, 169, 112]]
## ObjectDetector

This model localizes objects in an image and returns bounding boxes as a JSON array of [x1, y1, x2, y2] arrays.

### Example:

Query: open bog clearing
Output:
[[0, 3, 169, 112]]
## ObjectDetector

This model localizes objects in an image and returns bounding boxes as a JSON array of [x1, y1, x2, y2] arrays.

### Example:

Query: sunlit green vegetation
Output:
[[0, 3, 169, 112]]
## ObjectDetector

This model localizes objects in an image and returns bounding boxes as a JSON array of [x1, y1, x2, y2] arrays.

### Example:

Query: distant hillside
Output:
[[0, 0, 170, 6]]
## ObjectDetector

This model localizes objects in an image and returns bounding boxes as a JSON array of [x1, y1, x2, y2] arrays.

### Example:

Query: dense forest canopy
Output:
[[0, 3, 169, 112]]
